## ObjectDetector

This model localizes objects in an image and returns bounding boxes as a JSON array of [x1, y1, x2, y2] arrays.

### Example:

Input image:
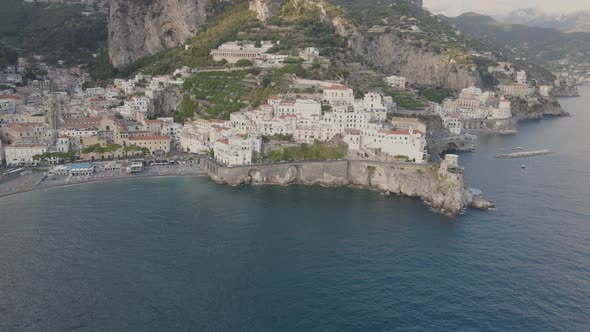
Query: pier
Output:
[[495, 150, 551, 158]]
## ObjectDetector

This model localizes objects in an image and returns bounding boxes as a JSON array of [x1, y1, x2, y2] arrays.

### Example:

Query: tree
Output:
[[235, 59, 253, 67]]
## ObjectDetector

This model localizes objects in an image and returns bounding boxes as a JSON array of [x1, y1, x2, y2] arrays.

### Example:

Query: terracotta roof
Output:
[[129, 135, 170, 141], [8, 143, 46, 148], [324, 84, 350, 91], [382, 129, 425, 136], [0, 96, 22, 100], [218, 139, 229, 145]]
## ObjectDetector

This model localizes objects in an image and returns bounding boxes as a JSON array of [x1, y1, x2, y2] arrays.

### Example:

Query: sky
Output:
[[423, 0, 590, 16]]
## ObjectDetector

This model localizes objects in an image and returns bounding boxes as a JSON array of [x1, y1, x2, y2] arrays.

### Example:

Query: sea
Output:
[[0, 87, 589, 331]]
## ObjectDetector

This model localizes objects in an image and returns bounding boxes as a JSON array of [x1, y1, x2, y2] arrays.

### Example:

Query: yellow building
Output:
[[128, 135, 171, 156]]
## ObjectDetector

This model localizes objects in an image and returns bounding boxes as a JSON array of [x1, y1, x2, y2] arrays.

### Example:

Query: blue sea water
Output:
[[0, 88, 589, 331]]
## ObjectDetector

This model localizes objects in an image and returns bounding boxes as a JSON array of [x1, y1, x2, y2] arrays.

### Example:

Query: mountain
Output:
[[107, 0, 484, 90], [444, 12, 590, 81], [0, 0, 107, 66], [500, 8, 590, 33]]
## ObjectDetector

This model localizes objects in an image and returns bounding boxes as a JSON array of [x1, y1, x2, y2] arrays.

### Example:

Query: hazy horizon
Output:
[[423, 0, 590, 17]]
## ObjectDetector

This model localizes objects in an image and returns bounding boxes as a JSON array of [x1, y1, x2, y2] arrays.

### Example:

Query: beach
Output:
[[0, 163, 208, 199]]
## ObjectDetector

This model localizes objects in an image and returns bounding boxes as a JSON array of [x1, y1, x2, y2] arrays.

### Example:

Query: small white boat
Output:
[[521, 164, 526, 169]]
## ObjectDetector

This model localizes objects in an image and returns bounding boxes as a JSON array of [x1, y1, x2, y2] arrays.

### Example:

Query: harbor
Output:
[[495, 150, 551, 158]]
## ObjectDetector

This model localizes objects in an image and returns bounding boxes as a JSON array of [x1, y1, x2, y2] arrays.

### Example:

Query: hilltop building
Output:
[[385, 75, 407, 89]]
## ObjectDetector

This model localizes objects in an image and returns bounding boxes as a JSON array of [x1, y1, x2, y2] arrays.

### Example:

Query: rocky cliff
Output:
[[108, 0, 211, 68], [349, 33, 479, 89], [205, 158, 492, 216], [249, 0, 282, 21], [510, 97, 569, 120]]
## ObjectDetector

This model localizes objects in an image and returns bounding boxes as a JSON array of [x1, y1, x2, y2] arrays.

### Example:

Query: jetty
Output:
[[495, 150, 551, 158]]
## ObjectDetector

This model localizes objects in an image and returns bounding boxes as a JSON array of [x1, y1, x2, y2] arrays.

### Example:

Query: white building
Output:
[[299, 47, 320, 62], [5, 143, 47, 166], [357, 92, 387, 112], [442, 114, 462, 135], [345, 128, 427, 163], [276, 99, 322, 119], [490, 98, 512, 119], [213, 134, 262, 166], [210, 41, 274, 64], [179, 119, 232, 154], [498, 84, 534, 98], [323, 84, 354, 106], [385, 75, 407, 89], [516, 70, 527, 85]]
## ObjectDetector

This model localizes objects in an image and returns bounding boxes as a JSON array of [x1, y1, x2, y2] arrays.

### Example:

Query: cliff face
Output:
[[108, 0, 210, 68], [249, 0, 282, 21], [510, 97, 569, 120], [349, 33, 479, 89], [206, 159, 490, 215]]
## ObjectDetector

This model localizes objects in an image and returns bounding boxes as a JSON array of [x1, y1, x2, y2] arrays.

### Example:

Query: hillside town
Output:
[[0, 47, 569, 171]]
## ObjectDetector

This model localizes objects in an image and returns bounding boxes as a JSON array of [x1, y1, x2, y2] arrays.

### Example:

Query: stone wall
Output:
[[202, 157, 480, 215]]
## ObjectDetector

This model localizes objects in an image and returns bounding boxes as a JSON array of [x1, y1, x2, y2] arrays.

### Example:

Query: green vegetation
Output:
[[123, 145, 150, 155], [418, 87, 456, 103], [182, 70, 250, 119], [0, 0, 107, 67], [129, 4, 258, 76], [82, 144, 122, 155], [177, 94, 199, 122], [369, 84, 426, 110], [235, 59, 253, 67], [264, 141, 347, 162], [32, 152, 75, 162]]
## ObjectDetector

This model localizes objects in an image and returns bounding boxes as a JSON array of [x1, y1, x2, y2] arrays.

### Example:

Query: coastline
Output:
[[0, 170, 208, 200], [203, 158, 493, 216]]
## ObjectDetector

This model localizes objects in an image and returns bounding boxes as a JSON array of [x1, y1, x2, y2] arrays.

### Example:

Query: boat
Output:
[[521, 164, 526, 169]]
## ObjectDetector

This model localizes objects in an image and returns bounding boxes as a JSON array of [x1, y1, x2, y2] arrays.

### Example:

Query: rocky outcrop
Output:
[[510, 97, 569, 120], [108, 0, 210, 68], [150, 86, 183, 117], [249, 0, 282, 21], [206, 157, 491, 216], [349, 33, 479, 90], [552, 85, 580, 97]]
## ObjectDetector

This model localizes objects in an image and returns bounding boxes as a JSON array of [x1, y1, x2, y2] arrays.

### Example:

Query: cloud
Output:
[[423, 0, 590, 16]]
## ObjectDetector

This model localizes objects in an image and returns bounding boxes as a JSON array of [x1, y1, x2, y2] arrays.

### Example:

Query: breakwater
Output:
[[198, 155, 491, 216], [495, 150, 551, 158]]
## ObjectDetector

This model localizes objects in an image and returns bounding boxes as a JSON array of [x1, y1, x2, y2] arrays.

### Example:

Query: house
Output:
[[323, 84, 354, 105], [5, 143, 47, 166], [385, 76, 407, 89], [213, 134, 261, 166], [127, 135, 171, 155]]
